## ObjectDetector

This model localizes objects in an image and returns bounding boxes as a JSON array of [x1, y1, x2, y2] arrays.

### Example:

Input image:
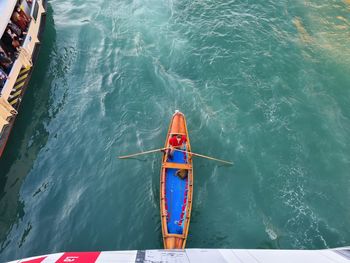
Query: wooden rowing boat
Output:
[[160, 110, 193, 249]]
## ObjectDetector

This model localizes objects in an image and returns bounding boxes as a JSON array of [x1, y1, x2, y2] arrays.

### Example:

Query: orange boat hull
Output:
[[160, 111, 193, 249]]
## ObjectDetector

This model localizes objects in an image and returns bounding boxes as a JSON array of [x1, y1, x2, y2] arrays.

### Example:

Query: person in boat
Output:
[[176, 169, 188, 179], [167, 134, 186, 159], [169, 134, 186, 148]]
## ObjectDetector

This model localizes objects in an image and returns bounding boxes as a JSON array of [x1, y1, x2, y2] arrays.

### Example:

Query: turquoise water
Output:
[[1, 0, 350, 261]]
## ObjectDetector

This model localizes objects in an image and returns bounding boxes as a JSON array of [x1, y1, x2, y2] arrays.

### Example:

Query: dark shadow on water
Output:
[[0, 3, 56, 255]]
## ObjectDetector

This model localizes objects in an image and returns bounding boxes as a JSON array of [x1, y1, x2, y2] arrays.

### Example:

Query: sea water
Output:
[[0, 0, 350, 261]]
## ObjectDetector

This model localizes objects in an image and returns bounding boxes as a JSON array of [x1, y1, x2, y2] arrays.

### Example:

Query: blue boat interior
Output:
[[165, 148, 189, 234]]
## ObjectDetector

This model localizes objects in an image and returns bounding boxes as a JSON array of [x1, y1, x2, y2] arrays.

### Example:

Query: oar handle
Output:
[[173, 149, 233, 165]]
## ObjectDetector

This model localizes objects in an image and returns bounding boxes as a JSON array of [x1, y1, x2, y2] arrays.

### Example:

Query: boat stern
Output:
[[164, 236, 185, 249]]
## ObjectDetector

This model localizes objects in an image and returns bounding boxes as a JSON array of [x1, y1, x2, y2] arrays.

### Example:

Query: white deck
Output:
[[0, 0, 17, 38], [6, 248, 350, 263]]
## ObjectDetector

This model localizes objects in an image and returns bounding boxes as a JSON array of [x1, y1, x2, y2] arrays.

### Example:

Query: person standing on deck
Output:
[[0, 68, 9, 88], [0, 48, 13, 73], [12, 7, 30, 31]]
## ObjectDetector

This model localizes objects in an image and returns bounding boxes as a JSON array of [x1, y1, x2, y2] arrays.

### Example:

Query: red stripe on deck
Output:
[[56, 252, 101, 263], [21, 257, 47, 263]]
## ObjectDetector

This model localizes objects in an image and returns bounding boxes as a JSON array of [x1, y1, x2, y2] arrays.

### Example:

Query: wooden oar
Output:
[[118, 147, 168, 159], [173, 148, 233, 165]]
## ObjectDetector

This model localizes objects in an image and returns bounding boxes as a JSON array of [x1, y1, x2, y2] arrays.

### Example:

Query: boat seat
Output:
[[163, 162, 192, 170]]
